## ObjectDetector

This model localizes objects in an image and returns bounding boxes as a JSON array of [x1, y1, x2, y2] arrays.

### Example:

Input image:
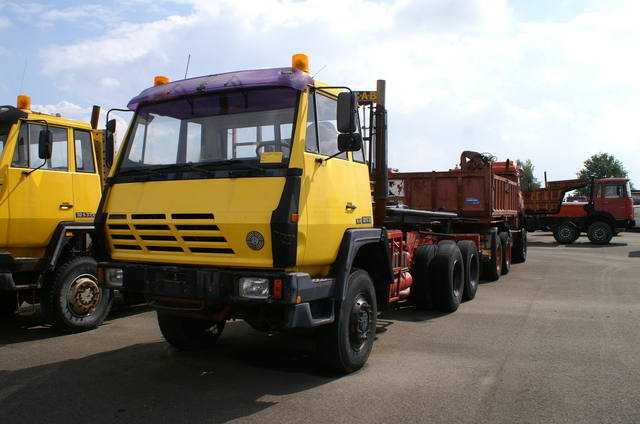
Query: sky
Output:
[[1, 0, 639, 186]]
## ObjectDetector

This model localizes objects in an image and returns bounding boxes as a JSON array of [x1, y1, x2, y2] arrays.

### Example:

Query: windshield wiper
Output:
[[198, 159, 266, 174], [116, 167, 168, 177]]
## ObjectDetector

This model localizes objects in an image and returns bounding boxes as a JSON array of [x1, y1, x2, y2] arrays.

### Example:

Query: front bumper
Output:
[[98, 262, 336, 328]]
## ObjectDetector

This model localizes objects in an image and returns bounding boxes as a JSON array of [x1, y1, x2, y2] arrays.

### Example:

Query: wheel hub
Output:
[[558, 227, 571, 239], [68, 275, 101, 316], [592, 227, 606, 240], [349, 294, 373, 350]]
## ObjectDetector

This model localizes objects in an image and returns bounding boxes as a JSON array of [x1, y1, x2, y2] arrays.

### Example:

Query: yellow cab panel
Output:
[[0, 112, 101, 256]]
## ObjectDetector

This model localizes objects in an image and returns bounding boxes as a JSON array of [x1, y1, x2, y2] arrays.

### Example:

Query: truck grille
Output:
[[106, 213, 235, 256]]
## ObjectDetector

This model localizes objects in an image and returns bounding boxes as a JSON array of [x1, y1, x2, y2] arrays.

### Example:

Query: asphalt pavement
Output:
[[1, 230, 639, 423]]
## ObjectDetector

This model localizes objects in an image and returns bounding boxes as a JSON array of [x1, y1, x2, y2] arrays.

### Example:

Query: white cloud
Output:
[[6, 0, 638, 185]]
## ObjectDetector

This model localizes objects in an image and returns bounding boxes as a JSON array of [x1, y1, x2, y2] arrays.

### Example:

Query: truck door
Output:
[[5, 122, 74, 255], [594, 181, 628, 220], [71, 129, 102, 220], [299, 90, 373, 267]]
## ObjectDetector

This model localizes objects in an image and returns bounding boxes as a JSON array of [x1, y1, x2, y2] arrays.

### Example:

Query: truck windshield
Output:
[[117, 87, 298, 179], [0, 123, 9, 157]]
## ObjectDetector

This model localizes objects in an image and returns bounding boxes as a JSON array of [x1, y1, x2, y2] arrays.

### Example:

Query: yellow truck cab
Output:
[[96, 55, 480, 372], [0, 96, 113, 332]]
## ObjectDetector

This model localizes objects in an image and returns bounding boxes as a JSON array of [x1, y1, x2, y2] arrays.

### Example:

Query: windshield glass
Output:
[[118, 88, 298, 177], [0, 123, 10, 157]]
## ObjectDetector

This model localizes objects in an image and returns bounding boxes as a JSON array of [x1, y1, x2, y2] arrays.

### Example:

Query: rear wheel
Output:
[[316, 269, 377, 373], [458, 240, 479, 301], [157, 313, 226, 351], [483, 232, 502, 282], [431, 243, 464, 312], [587, 221, 613, 244], [553, 221, 579, 244], [40, 256, 113, 333], [409, 244, 438, 310], [499, 232, 512, 275], [512, 229, 528, 263]]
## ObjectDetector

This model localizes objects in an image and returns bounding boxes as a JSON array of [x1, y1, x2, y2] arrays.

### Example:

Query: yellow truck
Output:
[[0, 95, 115, 332], [96, 55, 484, 372]]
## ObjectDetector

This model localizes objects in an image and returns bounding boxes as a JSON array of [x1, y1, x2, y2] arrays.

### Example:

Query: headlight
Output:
[[104, 268, 124, 287], [239, 277, 269, 299]]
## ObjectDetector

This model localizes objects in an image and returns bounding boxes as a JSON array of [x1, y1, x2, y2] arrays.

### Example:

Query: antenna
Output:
[[19, 58, 28, 94], [312, 64, 327, 79], [184, 54, 191, 79]]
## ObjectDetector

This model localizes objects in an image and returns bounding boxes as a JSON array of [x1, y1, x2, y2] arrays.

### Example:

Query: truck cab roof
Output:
[[127, 67, 315, 111]]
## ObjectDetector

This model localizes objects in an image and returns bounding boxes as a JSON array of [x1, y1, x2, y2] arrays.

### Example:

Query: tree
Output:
[[517, 159, 541, 189], [575, 153, 628, 196]]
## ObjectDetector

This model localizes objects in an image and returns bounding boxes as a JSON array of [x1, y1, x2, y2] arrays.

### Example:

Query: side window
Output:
[[305, 92, 347, 160], [12, 124, 28, 167], [605, 183, 623, 198], [74, 129, 95, 173], [12, 123, 68, 171], [596, 183, 603, 199]]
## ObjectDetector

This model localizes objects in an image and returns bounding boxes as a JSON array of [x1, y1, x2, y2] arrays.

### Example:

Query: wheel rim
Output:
[[592, 226, 607, 241], [67, 274, 101, 316], [349, 293, 374, 351], [558, 226, 572, 241]]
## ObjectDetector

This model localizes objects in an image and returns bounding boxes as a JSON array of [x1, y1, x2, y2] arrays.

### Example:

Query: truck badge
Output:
[[246, 231, 265, 250]]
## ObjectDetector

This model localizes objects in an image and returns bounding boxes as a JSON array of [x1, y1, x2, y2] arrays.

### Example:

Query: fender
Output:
[[43, 222, 96, 270], [328, 227, 393, 308], [0, 221, 94, 291], [584, 210, 616, 228]]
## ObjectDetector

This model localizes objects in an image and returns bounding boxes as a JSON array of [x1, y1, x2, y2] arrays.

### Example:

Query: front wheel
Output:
[[40, 256, 113, 333], [316, 269, 377, 374], [587, 221, 613, 244], [157, 313, 226, 351]]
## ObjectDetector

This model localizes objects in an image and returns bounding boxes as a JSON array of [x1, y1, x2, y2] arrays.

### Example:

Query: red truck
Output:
[[388, 151, 527, 282], [523, 177, 635, 244]]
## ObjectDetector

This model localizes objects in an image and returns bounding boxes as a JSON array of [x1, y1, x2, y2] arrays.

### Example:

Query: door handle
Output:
[[60, 203, 73, 210], [346, 203, 357, 210]]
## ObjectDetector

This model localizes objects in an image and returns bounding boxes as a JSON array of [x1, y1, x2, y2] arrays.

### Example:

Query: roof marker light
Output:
[[17, 95, 31, 111], [292, 54, 309, 74], [154, 76, 169, 86]]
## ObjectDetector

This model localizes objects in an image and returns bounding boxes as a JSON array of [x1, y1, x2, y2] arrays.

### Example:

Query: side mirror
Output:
[[106, 119, 116, 133], [105, 119, 116, 167], [38, 130, 53, 160], [337, 92, 358, 133], [338, 133, 362, 152]]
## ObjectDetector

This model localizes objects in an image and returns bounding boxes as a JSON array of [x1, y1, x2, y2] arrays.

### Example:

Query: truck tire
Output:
[[512, 229, 527, 263], [499, 232, 512, 275], [483, 232, 502, 282], [40, 256, 113, 333], [0, 294, 21, 318], [457, 240, 479, 301], [409, 244, 438, 310], [587, 221, 613, 244], [157, 313, 226, 350], [431, 243, 464, 312], [553, 221, 579, 244], [316, 269, 377, 374]]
